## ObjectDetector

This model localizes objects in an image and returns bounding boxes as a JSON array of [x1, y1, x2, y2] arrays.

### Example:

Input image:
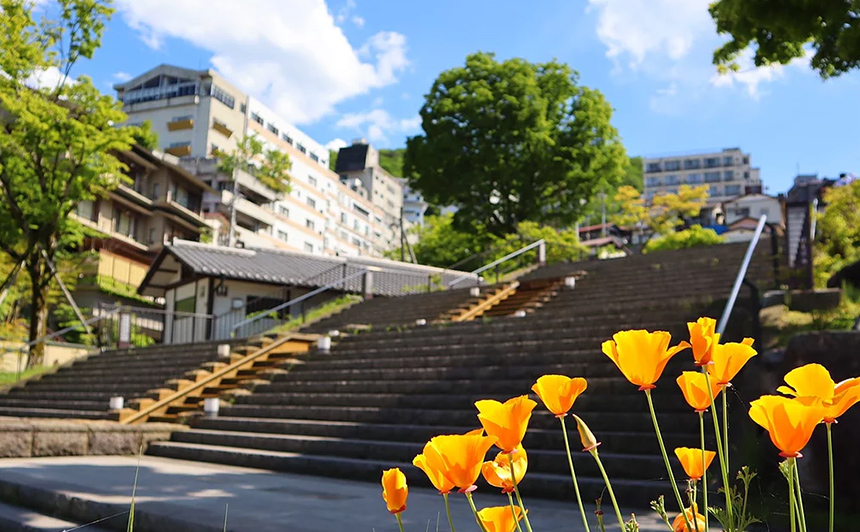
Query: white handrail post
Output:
[[362, 270, 374, 300], [537, 241, 546, 266]]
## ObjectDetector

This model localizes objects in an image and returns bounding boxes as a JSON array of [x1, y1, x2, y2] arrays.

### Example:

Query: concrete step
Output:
[[146, 441, 669, 502], [0, 397, 107, 410], [0, 406, 113, 420], [0, 500, 115, 532]]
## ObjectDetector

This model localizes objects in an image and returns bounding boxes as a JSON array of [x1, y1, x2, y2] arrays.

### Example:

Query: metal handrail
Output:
[[230, 268, 370, 334], [9, 308, 120, 354], [716, 215, 767, 335], [448, 239, 546, 288]]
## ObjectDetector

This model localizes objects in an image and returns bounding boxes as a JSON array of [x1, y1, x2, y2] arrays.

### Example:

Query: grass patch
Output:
[[269, 295, 361, 334], [0, 364, 51, 385], [762, 284, 860, 348]]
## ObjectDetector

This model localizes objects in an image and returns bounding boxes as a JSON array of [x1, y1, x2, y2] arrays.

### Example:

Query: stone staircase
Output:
[[147, 241, 777, 505], [482, 278, 566, 318]]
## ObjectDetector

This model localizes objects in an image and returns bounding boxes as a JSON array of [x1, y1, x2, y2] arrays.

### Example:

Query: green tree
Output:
[[379, 148, 405, 177], [329, 148, 338, 172], [217, 134, 292, 194], [0, 0, 138, 366], [131, 119, 158, 150], [581, 155, 643, 227], [710, 0, 860, 78], [611, 185, 709, 242], [815, 181, 860, 286], [643, 225, 724, 254], [387, 213, 490, 268], [405, 52, 627, 237]]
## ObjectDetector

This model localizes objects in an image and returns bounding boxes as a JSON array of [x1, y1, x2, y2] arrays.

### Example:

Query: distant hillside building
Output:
[[643, 148, 762, 205], [114, 65, 394, 258]]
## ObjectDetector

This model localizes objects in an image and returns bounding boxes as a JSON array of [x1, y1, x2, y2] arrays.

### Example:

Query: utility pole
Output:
[[600, 191, 607, 238], [228, 97, 251, 248], [400, 206, 406, 262]]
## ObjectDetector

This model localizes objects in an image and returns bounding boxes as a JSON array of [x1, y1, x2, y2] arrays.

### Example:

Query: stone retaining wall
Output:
[[0, 419, 184, 458]]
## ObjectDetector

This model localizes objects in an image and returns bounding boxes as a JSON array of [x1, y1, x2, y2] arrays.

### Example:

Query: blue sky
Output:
[[73, 0, 860, 195]]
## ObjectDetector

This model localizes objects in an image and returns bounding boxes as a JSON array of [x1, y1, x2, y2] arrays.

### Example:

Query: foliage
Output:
[[814, 181, 860, 287], [405, 52, 627, 236], [710, 0, 860, 79], [0, 0, 133, 366], [491, 221, 588, 266], [643, 225, 724, 254], [0, 365, 50, 385], [612, 184, 709, 240], [581, 156, 644, 227], [328, 149, 338, 172], [130, 119, 158, 150], [271, 295, 361, 334], [217, 134, 292, 194], [379, 148, 405, 177], [387, 213, 493, 268]]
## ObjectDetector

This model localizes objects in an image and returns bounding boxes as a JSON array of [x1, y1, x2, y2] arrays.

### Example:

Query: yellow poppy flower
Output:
[[602, 329, 690, 390]]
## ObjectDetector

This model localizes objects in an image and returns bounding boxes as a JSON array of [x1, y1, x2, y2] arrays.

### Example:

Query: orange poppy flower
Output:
[[777, 363, 860, 423], [381, 468, 408, 514], [706, 340, 757, 386], [531, 375, 588, 417], [688, 317, 719, 366], [674, 447, 716, 481], [748, 395, 825, 458], [602, 330, 691, 391], [676, 371, 721, 412], [413, 441, 455, 494], [481, 445, 528, 493], [421, 429, 497, 492], [477, 506, 523, 532], [672, 505, 707, 532], [475, 396, 537, 453]]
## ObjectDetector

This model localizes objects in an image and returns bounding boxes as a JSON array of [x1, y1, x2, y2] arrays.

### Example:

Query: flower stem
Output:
[[395, 512, 405, 532], [443, 493, 456, 532], [702, 369, 733, 531], [826, 423, 834, 532], [560, 416, 591, 532], [722, 388, 729, 478], [793, 458, 808, 532], [590, 448, 625, 532], [465, 492, 488, 532], [644, 389, 692, 532], [690, 481, 701, 532], [509, 454, 534, 532], [699, 412, 709, 532], [507, 492, 524, 532], [788, 463, 797, 532]]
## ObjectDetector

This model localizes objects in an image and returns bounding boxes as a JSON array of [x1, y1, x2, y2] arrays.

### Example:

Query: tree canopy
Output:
[[405, 52, 627, 237], [710, 0, 860, 78], [611, 185, 709, 240], [815, 181, 860, 286], [218, 134, 292, 194], [0, 0, 137, 365]]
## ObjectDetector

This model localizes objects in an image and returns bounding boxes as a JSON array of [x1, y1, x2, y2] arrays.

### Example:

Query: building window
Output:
[[76, 200, 95, 221], [743, 156, 749, 165], [645, 177, 661, 187], [353, 220, 360, 231], [310, 153, 319, 163], [709, 185, 722, 196], [723, 156, 734, 166], [664, 160, 681, 172], [278, 205, 289, 218], [687, 173, 703, 184], [306, 219, 315, 230], [250, 113, 264, 125], [210, 143, 220, 155], [114, 209, 136, 238], [684, 159, 701, 170], [152, 183, 160, 200], [704, 157, 720, 168], [724, 170, 735, 181], [725, 185, 741, 196], [297, 143, 307, 154], [304, 242, 314, 253], [352, 237, 361, 247], [307, 197, 316, 209], [282, 133, 293, 145], [267, 123, 279, 136], [148, 227, 156, 244], [340, 213, 347, 224], [240, 103, 246, 113], [308, 176, 318, 187], [210, 85, 235, 109], [744, 171, 750, 179], [277, 230, 289, 242], [704, 171, 721, 183], [665, 175, 680, 185], [646, 162, 662, 173]]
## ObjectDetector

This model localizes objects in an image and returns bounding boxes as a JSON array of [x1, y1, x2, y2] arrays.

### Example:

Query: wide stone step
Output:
[[0, 397, 107, 410], [0, 500, 115, 532], [192, 417, 702, 456], [219, 404, 699, 434], [12, 382, 157, 394], [145, 441, 671, 503], [0, 406, 112, 420], [64, 356, 215, 371], [4, 390, 118, 401]]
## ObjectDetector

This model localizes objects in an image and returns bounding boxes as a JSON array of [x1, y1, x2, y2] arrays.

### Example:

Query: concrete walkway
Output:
[[0, 455, 670, 532]]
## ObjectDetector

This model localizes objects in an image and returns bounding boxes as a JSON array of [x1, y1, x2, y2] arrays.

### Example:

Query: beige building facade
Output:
[[643, 148, 763, 204]]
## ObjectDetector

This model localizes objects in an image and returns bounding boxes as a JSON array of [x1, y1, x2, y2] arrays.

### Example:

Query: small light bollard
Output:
[[317, 336, 332, 353], [470, 287, 481, 297], [217, 344, 231, 358], [203, 397, 220, 418], [514, 310, 527, 318], [109, 396, 124, 410], [564, 276, 576, 289], [415, 318, 427, 326]]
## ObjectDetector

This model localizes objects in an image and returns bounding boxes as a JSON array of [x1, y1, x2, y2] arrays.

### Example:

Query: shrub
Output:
[[644, 225, 724, 254]]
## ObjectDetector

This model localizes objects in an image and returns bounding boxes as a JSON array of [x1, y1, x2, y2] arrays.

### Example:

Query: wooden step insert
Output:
[[450, 281, 520, 322], [118, 332, 319, 424]]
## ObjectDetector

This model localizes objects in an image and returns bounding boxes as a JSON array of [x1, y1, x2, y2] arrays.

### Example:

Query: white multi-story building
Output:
[[643, 148, 762, 204], [114, 65, 390, 257]]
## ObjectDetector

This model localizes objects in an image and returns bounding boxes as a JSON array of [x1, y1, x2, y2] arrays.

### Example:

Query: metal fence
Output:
[[97, 304, 214, 347]]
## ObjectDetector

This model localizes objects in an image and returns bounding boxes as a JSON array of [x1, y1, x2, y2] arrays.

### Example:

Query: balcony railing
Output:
[[167, 118, 194, 131]]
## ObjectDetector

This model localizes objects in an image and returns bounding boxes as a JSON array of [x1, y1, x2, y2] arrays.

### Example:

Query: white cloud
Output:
[[586, 0, 810, 104], [25, 66, 69, 90], [325, 138, 348, 151], [710, 49, 812, 99], [336, 109, 421, 144], [112, 71, 132, 82], [115, 0, 409, 124], [352, 16, 365, 28]]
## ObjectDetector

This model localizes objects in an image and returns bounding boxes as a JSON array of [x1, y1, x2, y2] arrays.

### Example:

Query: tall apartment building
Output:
[[643, 148, 762, 204], [114, 65, 391, 258]]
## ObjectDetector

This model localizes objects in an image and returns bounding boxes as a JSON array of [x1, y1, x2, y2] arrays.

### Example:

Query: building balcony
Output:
[[221, 190, 277, 229], [212, 120, 233, 138], [166, 144, 192, 157], [167, 118, 194, 131]]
